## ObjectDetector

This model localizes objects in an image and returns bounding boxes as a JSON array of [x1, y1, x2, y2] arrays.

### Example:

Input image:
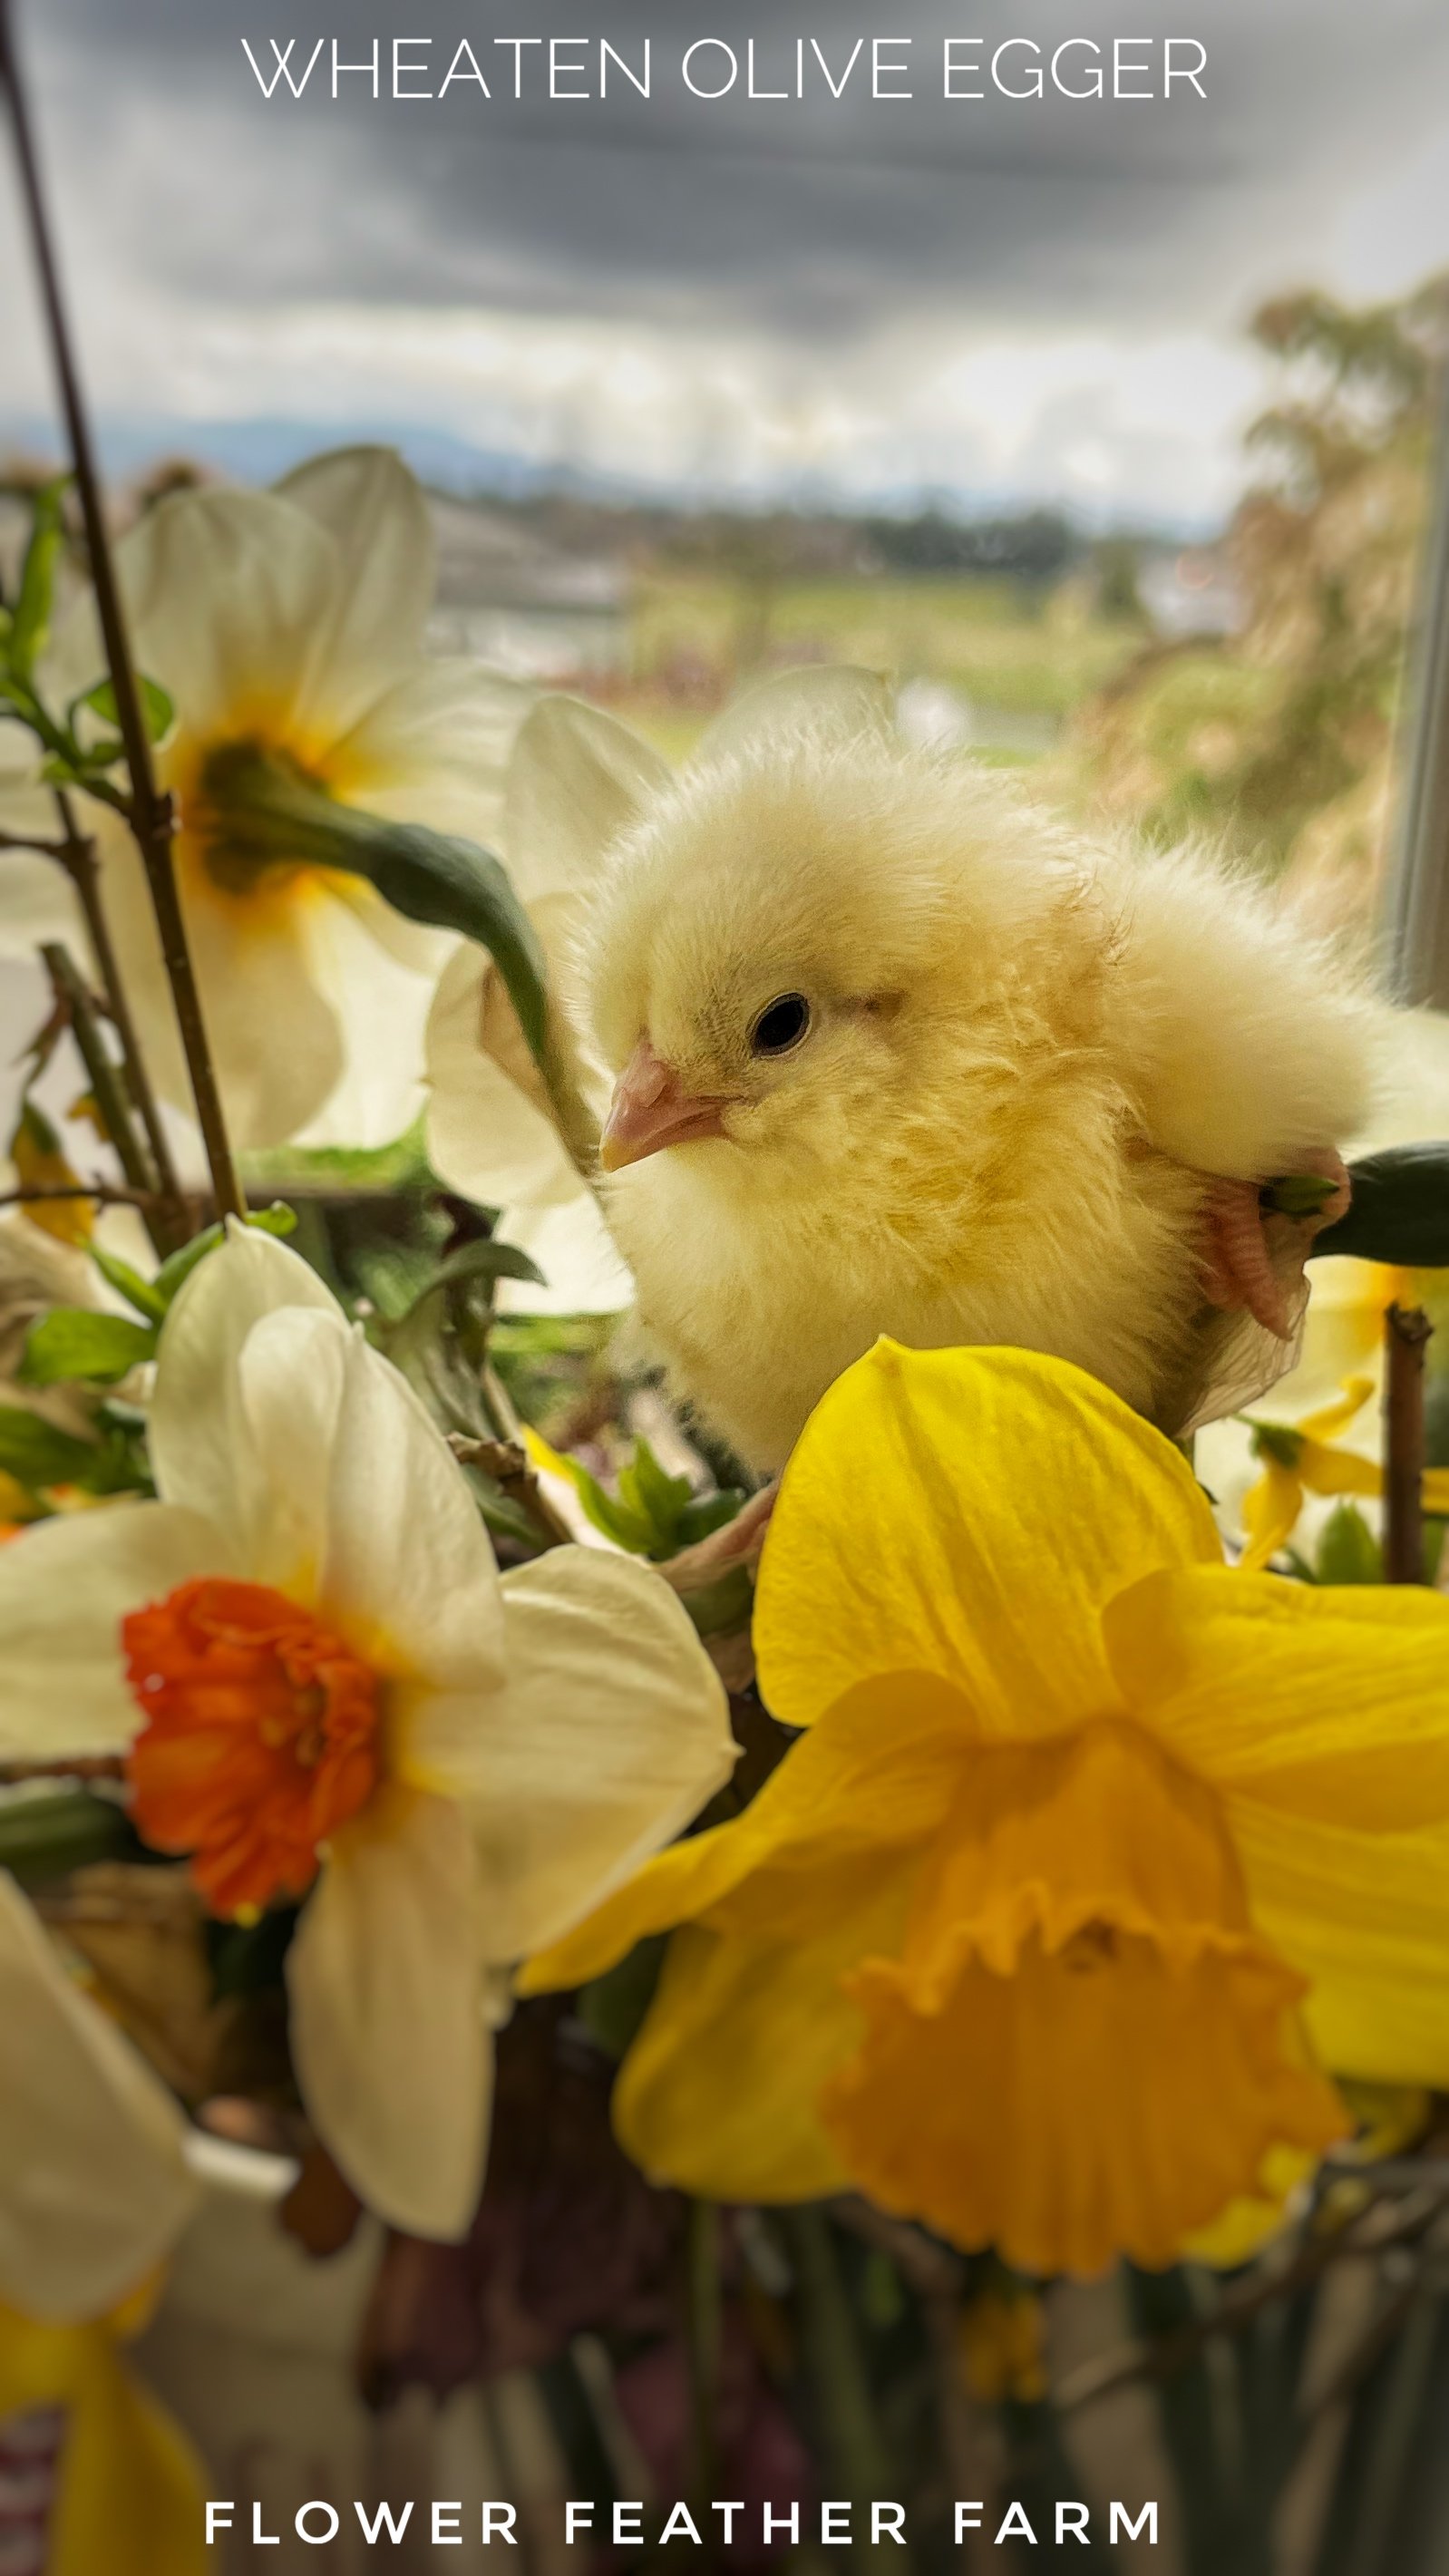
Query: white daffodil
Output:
[[0, 1867, 198, 2324], [423, 672, 888, 1311], [0, 1226, 734, 2240], [0, 448, 530, 1150]]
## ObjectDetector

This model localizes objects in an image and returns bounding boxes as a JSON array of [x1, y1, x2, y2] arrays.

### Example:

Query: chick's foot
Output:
[[1198, 1151, 1351, 1339]]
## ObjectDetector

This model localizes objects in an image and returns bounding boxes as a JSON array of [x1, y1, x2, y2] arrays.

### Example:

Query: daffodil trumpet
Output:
[[524, 1339, 1449, 2282]]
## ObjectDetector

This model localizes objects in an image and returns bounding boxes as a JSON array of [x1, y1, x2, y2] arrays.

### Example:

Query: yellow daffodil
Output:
[[2, 449, 529, 1149], [0, 1228, 734, 2239], [523, 1340, 1449, 2281], [0, 1870, 206, 2571], [1240, 1376, 1449, 1570]]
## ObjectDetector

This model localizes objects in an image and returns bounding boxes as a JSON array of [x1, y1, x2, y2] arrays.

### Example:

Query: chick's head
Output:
[[576, 718, 1092, 1222]]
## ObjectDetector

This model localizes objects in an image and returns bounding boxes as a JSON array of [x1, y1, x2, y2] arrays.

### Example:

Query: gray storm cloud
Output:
[[14, 0, 1449, 338]]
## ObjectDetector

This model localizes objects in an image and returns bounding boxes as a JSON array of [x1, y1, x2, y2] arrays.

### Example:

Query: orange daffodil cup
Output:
[[0, 1227, 735, 2240], [523, 1340, 1449, 2281]]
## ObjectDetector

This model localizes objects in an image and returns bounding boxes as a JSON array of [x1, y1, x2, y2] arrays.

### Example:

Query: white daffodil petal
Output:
[[287, 1789, 491, 2240], [148, 1226, 339, 1552], [0, 1502, 223, 1760], [424, 943, 580, 1209], [319, 1326, 505, 1687], [232, 1307, 351, 1599], [495, 1196, 635, 1317], [404, 1547, 734, 1962], [293, 892, 442, 1150], [0, 1873, 199, 2321], [0, 847, 83, 955], [505, 695, 673, 905], [117, 487, 339, 744], [690, 665, 894, 765], [337, 659, 530, 848], [275, 447, 437, 725]]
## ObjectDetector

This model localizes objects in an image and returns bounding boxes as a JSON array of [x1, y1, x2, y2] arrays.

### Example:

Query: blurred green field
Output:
[[617, 569, 1147, 763]]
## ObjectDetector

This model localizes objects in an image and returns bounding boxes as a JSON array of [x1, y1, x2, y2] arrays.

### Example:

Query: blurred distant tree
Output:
[[1069, 275, 1449, 938]]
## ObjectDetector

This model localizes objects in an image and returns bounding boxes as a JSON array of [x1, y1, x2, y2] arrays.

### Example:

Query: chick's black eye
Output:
[[749, 992, 812, 1057]]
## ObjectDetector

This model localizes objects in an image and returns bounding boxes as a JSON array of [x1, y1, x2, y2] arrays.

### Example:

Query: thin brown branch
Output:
[[49, 789, 189, 1247], [0, 1180, 157, 1210], [40, 939, 153, 1201], [0, 0, 247, 1224], [1385, 1303, 1434, 1582]]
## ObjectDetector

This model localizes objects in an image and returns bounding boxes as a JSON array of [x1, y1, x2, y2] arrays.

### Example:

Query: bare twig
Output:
[[0, 0, 246, 1223], [40, 940, 153, 1201], [1384, 1303, 1434, 1583], [0, 1181, 158, 1210], [446, 1432, 573, 1550], [49, 789, 188, 1247]]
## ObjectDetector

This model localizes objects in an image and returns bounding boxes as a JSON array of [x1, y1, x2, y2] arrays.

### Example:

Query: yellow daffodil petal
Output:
[[1239, 1457, 1304, 1572], [0, 2303, 207, 2576], [613, 1858, 914, 2204], [821, 1724, 1343, 2279], [519, 1671, 974, 1994], [1230, 1800, 1449, 2088], [287, 1786, 491, 2241], [1106, 1567, 1449, 1828], [756, 1341, 1220, 1735], [1180, 2143, 1317, 2269]]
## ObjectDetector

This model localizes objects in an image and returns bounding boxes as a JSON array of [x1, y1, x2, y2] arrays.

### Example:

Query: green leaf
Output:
[[0, 1405, 99, 1490], [89, 1242, 169, 1323], [74, 673, 174, 744], [151, 1202, 297, 1308], [676, 1487, 750, 1547], [8, 480, 67, 685], [18, 1308, 157, 1388], [1315, 1502, 1384, 1585], [1312, 1144, 1449, 1267], [399, 1237, 547, 1324], [0, 1789, 137, 1887]]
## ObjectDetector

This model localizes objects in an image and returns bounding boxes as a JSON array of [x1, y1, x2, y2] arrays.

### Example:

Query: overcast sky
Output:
[[2, 0, 1448, 521]]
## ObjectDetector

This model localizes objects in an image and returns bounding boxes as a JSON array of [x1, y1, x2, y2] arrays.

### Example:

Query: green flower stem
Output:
[[0, 0, 248, 1227], [784, 2205, 907, 2570], [686, 2197, 724, 2517], [206, 745, 599, 1173]]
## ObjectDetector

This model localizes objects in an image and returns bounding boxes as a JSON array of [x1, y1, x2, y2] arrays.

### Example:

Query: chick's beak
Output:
[[599, 1036, 731, 1171]]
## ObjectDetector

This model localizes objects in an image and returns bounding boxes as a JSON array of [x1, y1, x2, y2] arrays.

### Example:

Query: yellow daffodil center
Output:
[[823, 1721, 1347, 2279]]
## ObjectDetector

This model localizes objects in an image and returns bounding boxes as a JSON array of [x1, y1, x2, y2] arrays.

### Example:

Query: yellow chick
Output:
[[536, 669, 1378, 1474]]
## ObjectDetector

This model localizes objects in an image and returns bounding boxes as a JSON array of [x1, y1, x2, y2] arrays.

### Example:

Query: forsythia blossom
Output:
[[0, 1228, 735, 2238]]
